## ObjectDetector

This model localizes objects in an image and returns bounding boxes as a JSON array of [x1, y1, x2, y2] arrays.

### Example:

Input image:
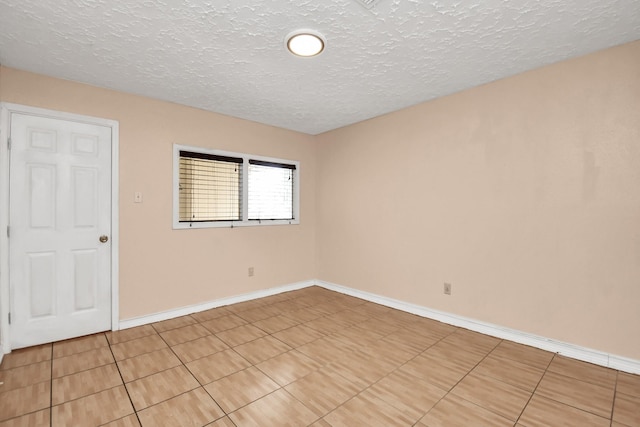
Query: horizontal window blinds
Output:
[[179, 151, 242, 222]]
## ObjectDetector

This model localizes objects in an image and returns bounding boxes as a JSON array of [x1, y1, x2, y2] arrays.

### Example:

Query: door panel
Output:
[[9, 113, 112, 349], [27, 252, 56, 318]]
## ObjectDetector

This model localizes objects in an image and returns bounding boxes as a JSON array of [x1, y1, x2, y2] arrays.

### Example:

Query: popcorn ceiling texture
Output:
[[0, 0, 639, 134]]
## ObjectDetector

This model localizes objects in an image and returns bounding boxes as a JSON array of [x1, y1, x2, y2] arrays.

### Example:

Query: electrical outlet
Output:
[[248, 267, 254, 277], [444, 283, 452, 295]]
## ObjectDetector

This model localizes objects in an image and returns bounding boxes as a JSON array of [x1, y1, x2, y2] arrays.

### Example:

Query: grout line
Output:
[[513, 351, 557, 425], [107, 332, 143, 427], [410, 334, 499, 423], [154, 320, 239, 423], [49, 343, 53, 427], [609, 371, 619, 427]]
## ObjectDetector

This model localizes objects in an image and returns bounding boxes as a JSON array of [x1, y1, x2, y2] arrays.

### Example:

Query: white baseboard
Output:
[[315, 280, 640, 375], [118, 280, 315, 330], [0, 344, 4, 366], [115, 277, 639, 375]]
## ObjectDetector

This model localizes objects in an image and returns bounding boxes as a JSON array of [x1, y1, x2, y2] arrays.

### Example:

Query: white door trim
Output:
[[0, 102, 120, 355]]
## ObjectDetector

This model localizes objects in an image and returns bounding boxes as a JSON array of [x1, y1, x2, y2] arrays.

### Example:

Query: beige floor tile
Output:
[[323, 390, 416, 427], [51, 385, 133, 426], [536, 371, 614, 418], [0, 382, 50, 422], [285, 366, 360, 416], [106, 325, 157, 345], [103, 414, 141, 427], [472, 353, 545, 391], [159, 324, 210, 346], [52, 333, 109, 358], [257, 350, 322, 386], [308, 419, 332, 427], [252, 315, 299, 334], [224, 299, 265, 313], [151, 315, 197, 333], [451, 372, 531, 421], [0, 409, 49, 427], [126, 365, 199, 410], [382, 328, 441, 353], [234, 336, 292, 364], [328, 349, 396, 389], [518, 394, 609, 427], [205, 416, 237, 427], [204, 366, 280, 413], [613, 392, 640, 427], [235, 306, 280, 323], [229, 389, 318, 427], [117, 348, 182, 383], [111, 335, 167, 361], [424, 340, 486, 370], [268, 300, 308, 314], [364, 369, 447, 422], [376, 310, 424, 328], [333, 325, 385, 348], [4, 288, 633, 427], [419, 394, 513, 427], [190, 307, 231, 323], [215, 324, 267, 347], [281, 307, 324, 323], [137, 388, 224, 427], [304, 317, 347, 334], [405, 318, 458, 340], [296, 336, 354, 365], [441, 329, 500, 355], [52, 363, 122, 405], [0, 361, 50, 392], [356, 317, 400, 335], [311, 302, 347, 316], [333, 293, 368, 307], [171, 335, 229, 364], [400, 353, 469, 391], [272, 324, 325, 348], [186, 349, 252, 385], [617, 372, 640, 397], [328, 309, 371, 325], [547, 356, 617, 389], [0, 345, 51, 371], [52, 346, 114, 378], [489, 340, 554, 370], [359, 339, 417, 366], [201, 314, 248, 334], [350, 301, 391, 317]]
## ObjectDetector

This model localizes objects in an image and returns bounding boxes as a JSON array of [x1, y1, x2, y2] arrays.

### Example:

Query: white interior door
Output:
[[9, 113, 112, 349]]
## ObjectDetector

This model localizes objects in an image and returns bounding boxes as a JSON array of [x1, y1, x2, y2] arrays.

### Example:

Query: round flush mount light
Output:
[[286, 30, 325, 57]]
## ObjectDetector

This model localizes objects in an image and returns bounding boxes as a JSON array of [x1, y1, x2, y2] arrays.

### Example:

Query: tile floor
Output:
[[1, 286, 639, 426]]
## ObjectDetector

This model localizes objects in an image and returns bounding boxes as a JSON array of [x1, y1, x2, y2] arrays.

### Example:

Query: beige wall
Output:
[[2, 41, 638, 361], [316, 41, 640, 360], [0, 66, 317, 319]]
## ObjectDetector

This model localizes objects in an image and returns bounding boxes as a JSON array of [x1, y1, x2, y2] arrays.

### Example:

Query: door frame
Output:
[[0, 103, 120, 356]]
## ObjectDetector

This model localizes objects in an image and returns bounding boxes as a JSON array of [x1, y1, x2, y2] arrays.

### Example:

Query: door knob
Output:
[[99, 235, 109, 243]]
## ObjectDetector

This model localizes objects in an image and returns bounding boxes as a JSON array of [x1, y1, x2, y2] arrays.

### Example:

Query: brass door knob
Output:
[[99, 235, 109, 243]]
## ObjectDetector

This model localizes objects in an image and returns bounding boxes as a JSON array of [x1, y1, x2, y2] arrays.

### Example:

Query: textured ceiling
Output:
[[0, 0, 639, 135]]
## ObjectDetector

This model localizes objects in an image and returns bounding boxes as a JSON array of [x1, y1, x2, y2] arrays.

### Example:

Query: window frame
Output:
[[172, 144, 300, 229]]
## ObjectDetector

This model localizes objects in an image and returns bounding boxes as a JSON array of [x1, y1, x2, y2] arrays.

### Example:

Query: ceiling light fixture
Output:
[[286, 30, 325, 57]]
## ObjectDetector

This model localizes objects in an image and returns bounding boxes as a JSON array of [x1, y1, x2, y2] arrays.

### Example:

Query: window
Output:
[[173, 145, 299, 229], [248, 160, 295, 220]]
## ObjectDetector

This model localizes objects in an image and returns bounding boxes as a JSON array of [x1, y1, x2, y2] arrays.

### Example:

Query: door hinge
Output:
[[7, 136, 11, 150], [6, 226, 9, 238], [8, 313, 10, 325]]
